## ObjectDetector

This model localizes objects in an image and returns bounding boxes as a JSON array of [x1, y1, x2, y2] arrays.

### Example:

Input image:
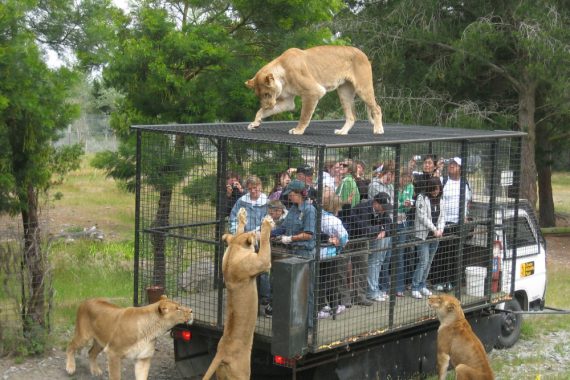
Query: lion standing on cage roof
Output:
[[245, 45, 384, 136]]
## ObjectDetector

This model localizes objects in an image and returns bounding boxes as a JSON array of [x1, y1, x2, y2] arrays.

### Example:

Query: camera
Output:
[[232, 183, 240, 189]]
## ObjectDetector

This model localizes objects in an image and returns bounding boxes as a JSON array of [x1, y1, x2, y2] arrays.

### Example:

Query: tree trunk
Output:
[[536, 125, 556, 227], [150, 135, 186, 288], [151, 188, 172, 287], [21, 185, 47, 332], [518, 82, 538, 209]]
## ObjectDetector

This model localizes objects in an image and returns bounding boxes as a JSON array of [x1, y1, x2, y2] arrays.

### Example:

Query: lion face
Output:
[[428, 294, 463, 323], [245, 73, 281, 110], [157, 296, 193, 325]]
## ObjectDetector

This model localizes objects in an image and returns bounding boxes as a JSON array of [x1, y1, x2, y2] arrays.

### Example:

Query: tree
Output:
[[336, 0, 570, 225], [0, 0, 122, 351], [95, 0, 344, 288]]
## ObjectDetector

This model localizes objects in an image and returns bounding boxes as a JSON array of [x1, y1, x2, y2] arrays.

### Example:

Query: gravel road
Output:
[[1, 236, 568, 379]]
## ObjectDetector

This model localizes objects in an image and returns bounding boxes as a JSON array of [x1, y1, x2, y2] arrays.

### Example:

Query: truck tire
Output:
[[495, 299, 522, 349]]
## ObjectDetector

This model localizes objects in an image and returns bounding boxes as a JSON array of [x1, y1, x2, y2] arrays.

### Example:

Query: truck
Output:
[[131, 121, 547, 379]]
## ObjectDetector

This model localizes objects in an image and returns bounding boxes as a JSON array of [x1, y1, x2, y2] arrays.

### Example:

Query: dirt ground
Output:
[[1, 235, 568, 380]]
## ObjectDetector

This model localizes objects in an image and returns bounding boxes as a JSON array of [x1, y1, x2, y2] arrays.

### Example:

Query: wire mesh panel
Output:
[[133, 121, 524, 353]]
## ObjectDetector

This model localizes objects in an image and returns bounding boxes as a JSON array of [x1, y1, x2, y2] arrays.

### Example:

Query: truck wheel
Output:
[[495, 299, 522, 349]]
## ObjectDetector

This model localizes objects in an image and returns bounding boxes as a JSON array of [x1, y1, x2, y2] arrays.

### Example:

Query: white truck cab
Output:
[[469, 198, 547, 347]]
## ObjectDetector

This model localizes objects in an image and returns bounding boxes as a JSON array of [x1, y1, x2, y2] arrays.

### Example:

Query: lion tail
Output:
[[202, 355, 222, 380]]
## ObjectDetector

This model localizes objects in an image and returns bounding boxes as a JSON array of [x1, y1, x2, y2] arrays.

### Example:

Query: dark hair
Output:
[[270, 171, 290, 194], [424, 176, 442, 198], [226, 171, 241, 181]]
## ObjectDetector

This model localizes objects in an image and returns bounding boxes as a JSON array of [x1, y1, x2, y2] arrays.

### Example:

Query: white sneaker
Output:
[[420, 288, 432, 296], [335, 305, 346, 315], [373, 294, 386, 302], [411, 290, 423, 299], [322, 305, 332, 313]]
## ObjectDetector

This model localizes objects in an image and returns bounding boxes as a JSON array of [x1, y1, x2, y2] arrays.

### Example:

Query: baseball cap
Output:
[[296, 164, 314, 176], [451, 157, 462, 166], [282, 179, 306, 195]]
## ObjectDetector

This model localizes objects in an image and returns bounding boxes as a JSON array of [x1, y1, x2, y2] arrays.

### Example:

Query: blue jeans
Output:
[[367, 237, 392, 299], [395, 221, 412, 293], [412, 239, 439, 291]]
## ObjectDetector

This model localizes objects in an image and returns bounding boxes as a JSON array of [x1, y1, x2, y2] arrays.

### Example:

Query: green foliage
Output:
[[49, 144, 84, 185]]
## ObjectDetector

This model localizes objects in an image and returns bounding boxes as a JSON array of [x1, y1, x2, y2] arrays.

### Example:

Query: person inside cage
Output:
[[316, 189, 350, 319], [354, 159, 370, 200], [368, 160, 395, 204], [225, 171, 245, 216], [228, 175, 268, 234], [321, 160, 340, 191], [271, 179, 317, 326], [258, 199, 288, 318], [350, 192, 393, 303], [268, 171, 291, 201], [411, 176, 445, 299], [394, 169, 415, 297], [336, 159, 361, 208], [431, 157, 473, 292], [280, 164, 317, 207]]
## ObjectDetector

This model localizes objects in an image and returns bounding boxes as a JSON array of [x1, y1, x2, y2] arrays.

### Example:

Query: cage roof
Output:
[[132, 120, 525, 148]]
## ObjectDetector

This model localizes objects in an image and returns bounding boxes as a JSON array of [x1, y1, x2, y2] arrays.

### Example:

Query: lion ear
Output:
[[246, 233, 256, 246], [245, 78, 256, 89], [222, 234, 233, 245], [264, 73, 274, 86]]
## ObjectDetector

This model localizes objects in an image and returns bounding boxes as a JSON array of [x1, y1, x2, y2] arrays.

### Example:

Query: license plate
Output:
[[520, 261, 535, 277]]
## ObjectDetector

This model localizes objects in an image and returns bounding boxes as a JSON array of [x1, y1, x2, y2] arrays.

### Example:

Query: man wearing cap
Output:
[[281, 164, 317, 207], [350, 192, 393, 303], [272, 179, 317, 325], [432, 156, 472, 290]]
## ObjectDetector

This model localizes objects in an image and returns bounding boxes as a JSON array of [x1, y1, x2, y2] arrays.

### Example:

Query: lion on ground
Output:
[[428, 294, 494, 380], [65, 295, 192, 380]]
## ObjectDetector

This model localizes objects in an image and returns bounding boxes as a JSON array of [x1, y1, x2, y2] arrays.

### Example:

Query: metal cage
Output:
[[132, 120, 524, 354]]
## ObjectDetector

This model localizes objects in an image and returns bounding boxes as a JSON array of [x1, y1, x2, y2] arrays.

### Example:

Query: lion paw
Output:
[[90, 364, 103, 376], [238, 207, 247, 225], [65, 360, 76, 375], [288, 128, 305, 135], [334, 129, 348, 135], [247, 122, 260, 130], [262, 215, 275, 229]]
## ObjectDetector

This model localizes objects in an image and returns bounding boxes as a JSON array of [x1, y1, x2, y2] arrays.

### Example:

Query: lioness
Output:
[[203, 208, 274, 380], [65, 295, 192, 380], [428, 294, 494, 380], [245, 45, 383, 135]]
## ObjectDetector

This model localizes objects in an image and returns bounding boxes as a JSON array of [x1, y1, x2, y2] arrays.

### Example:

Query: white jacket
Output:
[[414, 193, 445, 241]]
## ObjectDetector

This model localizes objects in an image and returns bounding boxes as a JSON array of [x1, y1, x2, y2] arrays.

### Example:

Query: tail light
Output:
[[273, 355, 296, 368], [171, 328, 192, 342]]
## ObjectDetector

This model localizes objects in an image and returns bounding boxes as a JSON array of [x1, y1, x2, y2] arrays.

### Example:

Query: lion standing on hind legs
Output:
[[245, 45, 383, 136], [203, 208, 274, 380]]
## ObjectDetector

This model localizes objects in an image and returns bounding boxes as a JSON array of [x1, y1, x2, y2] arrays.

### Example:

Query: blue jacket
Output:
[[229, 193, 268, 234], [349, 199, 393, 239]]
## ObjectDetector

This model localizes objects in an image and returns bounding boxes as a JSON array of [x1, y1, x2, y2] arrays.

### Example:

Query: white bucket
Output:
[[465, 266, 487, 297]]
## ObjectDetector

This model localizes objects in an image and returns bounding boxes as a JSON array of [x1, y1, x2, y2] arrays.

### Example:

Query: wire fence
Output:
[[133, 121, 524, 354]]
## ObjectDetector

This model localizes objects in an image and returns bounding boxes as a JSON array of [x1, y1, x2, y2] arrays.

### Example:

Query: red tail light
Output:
[[273, 355, 296, 367], [172, 328, 192, 342]]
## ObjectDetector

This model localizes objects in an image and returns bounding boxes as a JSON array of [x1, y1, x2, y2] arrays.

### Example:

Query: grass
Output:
[[552, 171, 570, 215]]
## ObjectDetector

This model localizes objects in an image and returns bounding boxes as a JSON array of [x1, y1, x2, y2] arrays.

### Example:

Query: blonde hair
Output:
[[245, 175, 262, 188], [322, 189, 342, 214]]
